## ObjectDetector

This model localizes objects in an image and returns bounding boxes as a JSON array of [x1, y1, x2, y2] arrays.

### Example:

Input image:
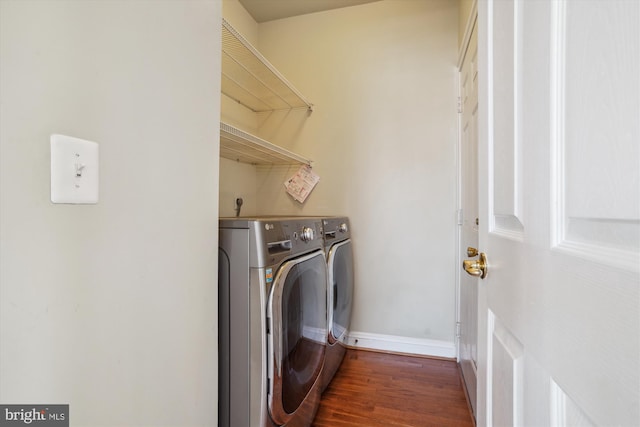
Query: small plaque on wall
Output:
[[284, 165, 319, 203]]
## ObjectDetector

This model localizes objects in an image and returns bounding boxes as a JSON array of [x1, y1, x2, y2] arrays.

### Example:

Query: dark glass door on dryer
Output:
[[268, 250, 327, 425], [328, 240, 354, 343]]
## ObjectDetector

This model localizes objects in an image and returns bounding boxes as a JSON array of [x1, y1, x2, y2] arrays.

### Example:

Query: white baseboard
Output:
[[345, 331, 456, 359]]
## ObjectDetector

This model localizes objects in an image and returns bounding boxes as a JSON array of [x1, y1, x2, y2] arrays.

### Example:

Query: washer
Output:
[[320, 217, 354, 392], [218, 217, 327, 427]]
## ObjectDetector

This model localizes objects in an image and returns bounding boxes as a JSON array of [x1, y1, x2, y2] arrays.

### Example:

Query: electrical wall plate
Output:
[[50, 134, 99, 204]]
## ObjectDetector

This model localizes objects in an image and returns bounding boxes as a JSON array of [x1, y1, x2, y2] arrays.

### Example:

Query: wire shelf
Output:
[[222, 19, 313, 113], [220, 122, 311, 166]]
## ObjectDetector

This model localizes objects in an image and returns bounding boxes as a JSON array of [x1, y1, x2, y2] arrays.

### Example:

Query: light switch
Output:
[[51, 134, 99, 204]]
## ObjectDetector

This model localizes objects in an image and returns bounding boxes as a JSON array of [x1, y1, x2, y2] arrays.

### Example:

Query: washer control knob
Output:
[[300, 226, 315, 242], [338, 223, 348, 233]]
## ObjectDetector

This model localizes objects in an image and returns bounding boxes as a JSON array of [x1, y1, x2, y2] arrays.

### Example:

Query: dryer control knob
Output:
[[300, 226, 315, 242], [338, 223, 348, 233]]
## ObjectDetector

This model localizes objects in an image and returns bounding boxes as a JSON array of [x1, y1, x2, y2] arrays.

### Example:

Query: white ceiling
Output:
[[238, 0, 381, 23]]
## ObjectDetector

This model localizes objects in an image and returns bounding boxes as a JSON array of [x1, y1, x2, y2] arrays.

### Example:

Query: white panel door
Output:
[[459, 16, 479, 419], [475, 1, 639, 426]]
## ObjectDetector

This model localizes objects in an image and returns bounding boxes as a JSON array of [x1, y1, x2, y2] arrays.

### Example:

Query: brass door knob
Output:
[[463, 252, 488, 279]]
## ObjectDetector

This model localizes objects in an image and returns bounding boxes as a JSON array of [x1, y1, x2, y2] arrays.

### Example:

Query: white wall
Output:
[[258, 0, 459, 348], [219, 0, 459, 352], [0, 1, 221, 425]]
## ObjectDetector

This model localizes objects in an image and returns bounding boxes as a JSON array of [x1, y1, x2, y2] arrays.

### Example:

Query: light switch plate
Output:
[[51, 134, 99, 204]]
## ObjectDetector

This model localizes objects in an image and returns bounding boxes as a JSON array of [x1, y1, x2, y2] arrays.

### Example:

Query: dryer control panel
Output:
[[322, 217, 351, 246], [255, 218, 324, 267], [219, 217, 325, 267]]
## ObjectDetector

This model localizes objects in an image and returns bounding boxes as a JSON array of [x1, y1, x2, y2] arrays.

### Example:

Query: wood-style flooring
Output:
[[313, 349, 474, 427]]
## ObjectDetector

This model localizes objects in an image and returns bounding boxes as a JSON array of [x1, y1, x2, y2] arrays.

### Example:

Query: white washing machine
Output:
[[218, 217, 327, 427], [320, 217, 354, 392]]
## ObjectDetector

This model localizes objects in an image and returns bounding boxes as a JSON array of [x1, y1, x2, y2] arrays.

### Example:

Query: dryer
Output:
[[320, 217, 354, 392], [218, 217, 327, 427]]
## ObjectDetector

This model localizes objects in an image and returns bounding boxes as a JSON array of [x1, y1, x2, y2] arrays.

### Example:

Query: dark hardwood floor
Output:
[[313, 349, 474, 427]]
